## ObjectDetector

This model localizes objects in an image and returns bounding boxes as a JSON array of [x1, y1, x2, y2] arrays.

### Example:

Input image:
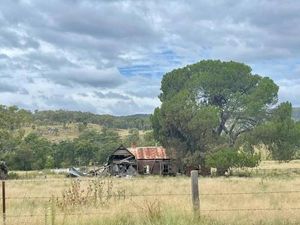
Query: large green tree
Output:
[[0, 105, 32, 167], [7, 133, 53, 170], [0, 105, 32, 131], [152, 60, 279, 169]]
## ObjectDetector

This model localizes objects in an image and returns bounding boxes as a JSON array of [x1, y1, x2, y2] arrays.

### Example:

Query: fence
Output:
[[1, 172, 300, 225]]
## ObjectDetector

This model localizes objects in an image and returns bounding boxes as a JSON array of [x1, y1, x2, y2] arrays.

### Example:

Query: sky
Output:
[[0, 0, 299, 115]]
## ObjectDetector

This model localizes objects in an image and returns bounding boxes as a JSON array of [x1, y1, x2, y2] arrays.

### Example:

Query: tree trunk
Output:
[[216, 111, 228, 136]]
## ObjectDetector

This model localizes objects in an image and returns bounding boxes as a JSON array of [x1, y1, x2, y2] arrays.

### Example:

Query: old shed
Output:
[[107, 145, 175, 176]]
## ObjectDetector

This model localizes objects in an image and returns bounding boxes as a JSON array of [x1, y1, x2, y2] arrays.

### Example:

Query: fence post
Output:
[[191, 170, 200, 216], [2, 181, 6, 225], [50, 196, 55, 225]]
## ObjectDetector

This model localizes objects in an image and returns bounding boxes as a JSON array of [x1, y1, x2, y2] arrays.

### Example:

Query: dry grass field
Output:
[[3, 161, 300, 225]]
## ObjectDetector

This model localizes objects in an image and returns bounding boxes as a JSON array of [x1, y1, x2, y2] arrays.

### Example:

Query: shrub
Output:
[[206, 148, 260, 176]]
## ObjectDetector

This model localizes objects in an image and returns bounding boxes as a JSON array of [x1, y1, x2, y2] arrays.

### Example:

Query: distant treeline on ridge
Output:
[[33, 110, 152, 130], [33, 108, 300, 126]]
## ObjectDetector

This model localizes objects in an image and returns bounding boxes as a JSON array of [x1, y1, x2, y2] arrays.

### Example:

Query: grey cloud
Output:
[[0, 73, 12, 79], [127, 88, 160, 98], [0, 82, 28, 94], [94, 91, 130, 100], [0, 83, 19, 93], [140, 0, 300, 62], [38, 94, 98, 113], [50, 3, 157, 40], [19, 88, 29, 95], [21, 52, 77, 70], [0, 0, 161, 65], [0, 53, 76, 78], [78, 93, 88, 97], [43, 67, 126, 88], [1, 0, 300, 63], [0, 54, 9, 59], [0, 27, 40, 49], [109, 99, 155, 116], [26, 76, 35, 83]]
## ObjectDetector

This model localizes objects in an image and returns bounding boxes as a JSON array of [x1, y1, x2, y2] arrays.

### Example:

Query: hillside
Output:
[[6, 107, 300, 143], [33, 110, 152, 130], [25, 123, 148, 143]]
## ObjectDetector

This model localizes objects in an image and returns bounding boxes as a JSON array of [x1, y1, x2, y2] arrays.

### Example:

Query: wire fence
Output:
[[3, 189, 300, 200], [2, 175, 300, 224], [5, 166, 300, 182]]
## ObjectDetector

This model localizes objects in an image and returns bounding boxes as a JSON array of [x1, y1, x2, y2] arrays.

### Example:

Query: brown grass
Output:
[[4, 162, 300, 225]]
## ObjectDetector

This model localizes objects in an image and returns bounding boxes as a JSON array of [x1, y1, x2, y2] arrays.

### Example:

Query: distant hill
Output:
[[292, 107, 300, 121], [33, 110, 152, 130]]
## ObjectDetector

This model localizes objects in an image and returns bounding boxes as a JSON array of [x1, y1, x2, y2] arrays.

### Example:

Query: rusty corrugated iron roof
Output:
[[128, 146, 169, 160]]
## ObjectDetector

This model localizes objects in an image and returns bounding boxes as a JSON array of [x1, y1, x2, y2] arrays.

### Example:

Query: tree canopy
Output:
[[152, 60, 280, 171]]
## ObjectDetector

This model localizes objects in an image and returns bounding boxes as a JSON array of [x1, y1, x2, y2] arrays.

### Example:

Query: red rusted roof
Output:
[[128, 146, 169, 160]]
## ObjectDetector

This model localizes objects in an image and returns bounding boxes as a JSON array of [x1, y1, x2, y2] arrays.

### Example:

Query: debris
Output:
[[68, 167, 88, 177], [88, 166, 109, 177]]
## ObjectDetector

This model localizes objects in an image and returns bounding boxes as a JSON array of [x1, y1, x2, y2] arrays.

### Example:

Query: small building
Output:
[[107, 145, 175, 176]]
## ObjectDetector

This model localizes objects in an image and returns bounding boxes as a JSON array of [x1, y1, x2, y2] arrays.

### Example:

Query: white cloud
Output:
[[278, 79, 300, 107]]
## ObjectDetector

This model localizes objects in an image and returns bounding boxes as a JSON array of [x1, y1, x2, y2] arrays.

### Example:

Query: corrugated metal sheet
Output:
[[128, 147, 169, 160]]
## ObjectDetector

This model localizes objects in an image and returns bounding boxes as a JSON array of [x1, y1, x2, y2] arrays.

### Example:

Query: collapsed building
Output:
[[107, 145, 176, 176]]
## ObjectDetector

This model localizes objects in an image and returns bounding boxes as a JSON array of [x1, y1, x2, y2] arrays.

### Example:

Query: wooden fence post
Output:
[[191, 170, 200, 215], [51, 196, 55, 225], [2, 181, 6, 225]]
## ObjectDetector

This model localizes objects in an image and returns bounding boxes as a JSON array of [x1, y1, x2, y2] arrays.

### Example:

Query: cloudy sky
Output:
[[0, 0, 299, 115]]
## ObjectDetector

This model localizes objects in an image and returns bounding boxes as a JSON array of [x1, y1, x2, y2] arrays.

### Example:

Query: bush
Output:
[[206, 148, 260, 176]]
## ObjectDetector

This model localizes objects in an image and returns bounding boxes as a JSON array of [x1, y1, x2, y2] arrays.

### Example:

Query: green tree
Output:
[[125, 128, 140, 147], [23, 133, 53, 170], [152, 60, 278, 171], [7, 133, 52, 170], [53, 141, 76, 168], [0, 105, 32, 169], [206, 148, 260, 176], [142, 131, 157, 146], [74, 139, 95, 166], [0, 105, 32, 131], [249, 102, 300, 161], [73, 129, 121, 166], [96, 128, 120, 164], [7, 146, 34, 170]]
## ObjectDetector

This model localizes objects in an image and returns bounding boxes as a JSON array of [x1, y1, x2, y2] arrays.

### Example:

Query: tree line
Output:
[[33, 110, 152, 130], [0, 105, 155, 170]]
